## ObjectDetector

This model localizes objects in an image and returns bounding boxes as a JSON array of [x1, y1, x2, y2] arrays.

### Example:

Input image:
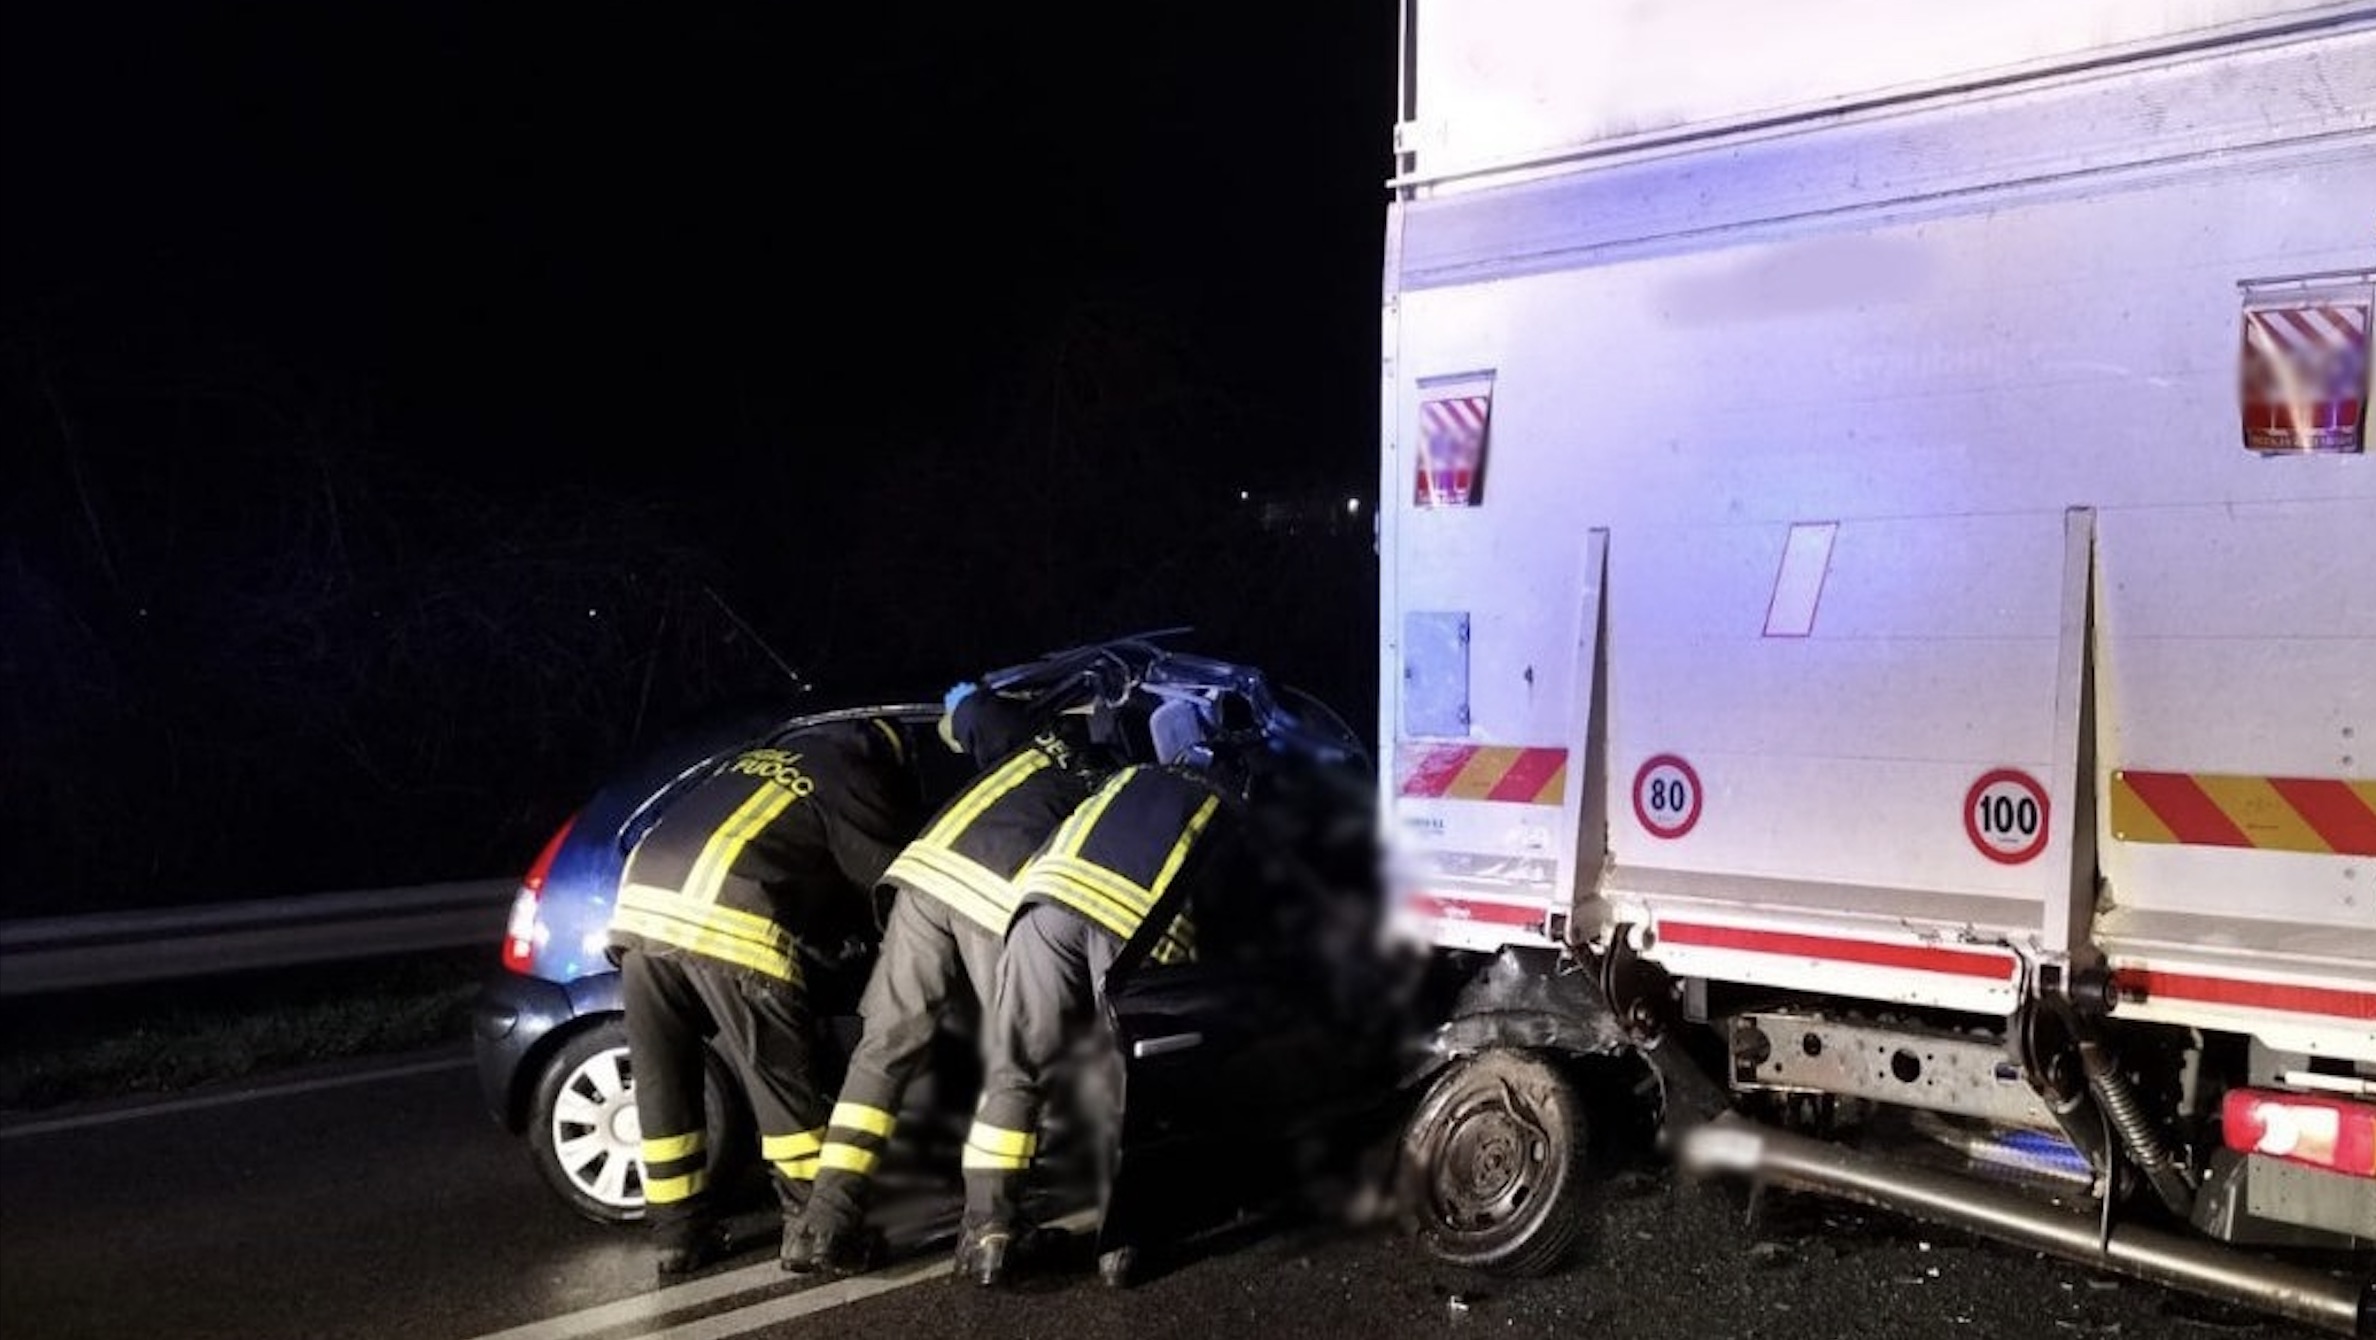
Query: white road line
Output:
[[645, 1255, 948, 1340], [647, 1209, 1101, 1340], [0, 1053, 474, 1139], [461, 1261, 792, 1340], [466, 1210, 1099, 1340]]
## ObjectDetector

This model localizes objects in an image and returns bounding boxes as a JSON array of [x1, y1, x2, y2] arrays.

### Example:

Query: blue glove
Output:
[[938, 681, 980, 753]]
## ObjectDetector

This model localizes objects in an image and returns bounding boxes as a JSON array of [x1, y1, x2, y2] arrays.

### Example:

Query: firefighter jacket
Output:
[[880, 718, 1109, 937], [1013, 763, 1240, 966], [610, 717, 920, 988]]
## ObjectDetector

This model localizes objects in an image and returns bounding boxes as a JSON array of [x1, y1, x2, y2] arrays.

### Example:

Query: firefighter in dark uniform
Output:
[[783, 684, 1116, 1273], [956, 695, 1253, 1286], [607, 715, 921, 1275]]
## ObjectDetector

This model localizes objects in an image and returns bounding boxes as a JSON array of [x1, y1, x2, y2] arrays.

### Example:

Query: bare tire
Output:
[[1402, 1049, 1592, 1275], [526, 1017, 748, 1225]]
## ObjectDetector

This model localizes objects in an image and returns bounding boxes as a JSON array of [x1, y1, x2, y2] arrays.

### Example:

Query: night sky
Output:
[[3, 7, 1397, 910]]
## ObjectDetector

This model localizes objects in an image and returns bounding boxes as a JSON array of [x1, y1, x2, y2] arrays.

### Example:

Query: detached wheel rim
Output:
[[1429, 1084, 1552, 1233], [550, 1045, 646, 1210]]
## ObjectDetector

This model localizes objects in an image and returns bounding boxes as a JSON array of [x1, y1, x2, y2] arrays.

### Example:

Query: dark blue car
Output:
[[472, 644, 1393, 1276], [472, 701, 952, 1222]]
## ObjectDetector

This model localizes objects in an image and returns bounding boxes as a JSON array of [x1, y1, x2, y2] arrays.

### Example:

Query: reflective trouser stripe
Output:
[[960, 1121, 1037, 1172], [643, 1126, 710, 1204], [816, 1100, 896, 1181], [643, 1131, 704, 1164], [645, 1168, 709, 1203], [761, 1130, 824, 1161], [819, 1144, 881, 1175], [763, 1128, 825, 1182], [829, 1101, 895, 1138]]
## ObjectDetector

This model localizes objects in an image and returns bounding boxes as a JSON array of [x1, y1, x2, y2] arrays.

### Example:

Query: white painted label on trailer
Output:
[[1763, 522, 1838, 638]]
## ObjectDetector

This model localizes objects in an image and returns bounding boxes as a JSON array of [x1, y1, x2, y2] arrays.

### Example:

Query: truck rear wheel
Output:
[[1402, 1049, 1592, 1275]]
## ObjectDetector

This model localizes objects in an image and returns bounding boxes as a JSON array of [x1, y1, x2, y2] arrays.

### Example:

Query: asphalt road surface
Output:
[[0, 1049, 2350, 1340]]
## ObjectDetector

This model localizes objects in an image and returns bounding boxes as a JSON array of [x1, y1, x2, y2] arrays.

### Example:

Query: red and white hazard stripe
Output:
[[1419, 395, 1490, 450], [1647, 917, 2024, 1015], [2106, 956, 2376, 1059], [1395, 890, 1558, 953], [2244, 304, 2370, 356]]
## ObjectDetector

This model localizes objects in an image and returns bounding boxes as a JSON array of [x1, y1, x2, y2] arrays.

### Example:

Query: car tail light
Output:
[[503, 814, 576, 974], [2222, 1087, 2376, 1178]]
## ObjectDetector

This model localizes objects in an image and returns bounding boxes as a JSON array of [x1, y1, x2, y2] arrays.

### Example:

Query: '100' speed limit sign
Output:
[[1964, 769, 2049, 865]]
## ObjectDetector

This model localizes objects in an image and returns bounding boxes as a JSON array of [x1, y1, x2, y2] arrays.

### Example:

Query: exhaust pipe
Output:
[[1681, 1117, 2373, 1337]]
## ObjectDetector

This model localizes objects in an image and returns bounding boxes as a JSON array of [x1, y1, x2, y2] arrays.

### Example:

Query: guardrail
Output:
[[0, 880, 516, 996]]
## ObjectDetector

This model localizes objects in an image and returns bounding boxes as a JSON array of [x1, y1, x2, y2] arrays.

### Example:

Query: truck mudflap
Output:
[[1681, 1115, 2376, 1338]]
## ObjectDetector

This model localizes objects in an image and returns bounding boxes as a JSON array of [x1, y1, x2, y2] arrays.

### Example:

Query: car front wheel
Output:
[[1401, 1049, 1593, 1275], [525, 1018, 747, 1225]]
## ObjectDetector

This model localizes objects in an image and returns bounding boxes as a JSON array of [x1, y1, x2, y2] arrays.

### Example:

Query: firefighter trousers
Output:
[[619, 948, 826, 1224], [806, 892, 1005, 1230], [962, 903, 1118, 1227]]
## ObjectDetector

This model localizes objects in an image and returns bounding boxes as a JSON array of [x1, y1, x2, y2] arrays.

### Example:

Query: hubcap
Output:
[[549, 1045, 647, 1208]]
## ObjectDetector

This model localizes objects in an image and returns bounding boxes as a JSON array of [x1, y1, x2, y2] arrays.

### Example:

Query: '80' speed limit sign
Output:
[[1632, 754, 1702, 839]]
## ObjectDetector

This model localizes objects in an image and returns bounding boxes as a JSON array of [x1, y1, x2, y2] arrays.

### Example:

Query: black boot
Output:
[[654, 1217, 729, 1277], [781, 1213, 884, 1276], [952, 1220, 1015, 1288]]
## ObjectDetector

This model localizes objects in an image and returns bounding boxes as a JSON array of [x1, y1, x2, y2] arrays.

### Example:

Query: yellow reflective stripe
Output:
[[643, 1131, 704, 1164], [678, 783, 785, 907], [644, 1168, 709, 1204], [1036, 854, 1159, 917], [965, 1123, 1038, 1158], [1152, 910, 1197, 963], [611, 901, 796, 972], [828, 1101, 895, 1138], [961, 1147, 1032, 1171], [897, 844, 1024, 913], [885, 849, 1018, 934], [616, 883, 793, 951], [1147, 795, 1220, 898], [869, 717, 906, 762], [1046, 768, 1135, 860], [775, 1157, 820, 1181], [609, 907, 800, 983], [1155, 912, 1196, 954], [761, 1129, 824, 1161], [926, 750, 1050, 844], [686, 784, 800, 904], [1023, 868, 1141, 940], [818, 1144, 880, 1175]]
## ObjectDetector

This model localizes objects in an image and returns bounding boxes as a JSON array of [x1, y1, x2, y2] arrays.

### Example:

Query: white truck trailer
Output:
[[1379, 4, 2376, 1330]]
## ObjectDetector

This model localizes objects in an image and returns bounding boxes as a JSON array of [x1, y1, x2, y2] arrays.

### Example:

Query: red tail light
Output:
[[503, 814, 577, 974], [2222, 1087, 2376, 1178]]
